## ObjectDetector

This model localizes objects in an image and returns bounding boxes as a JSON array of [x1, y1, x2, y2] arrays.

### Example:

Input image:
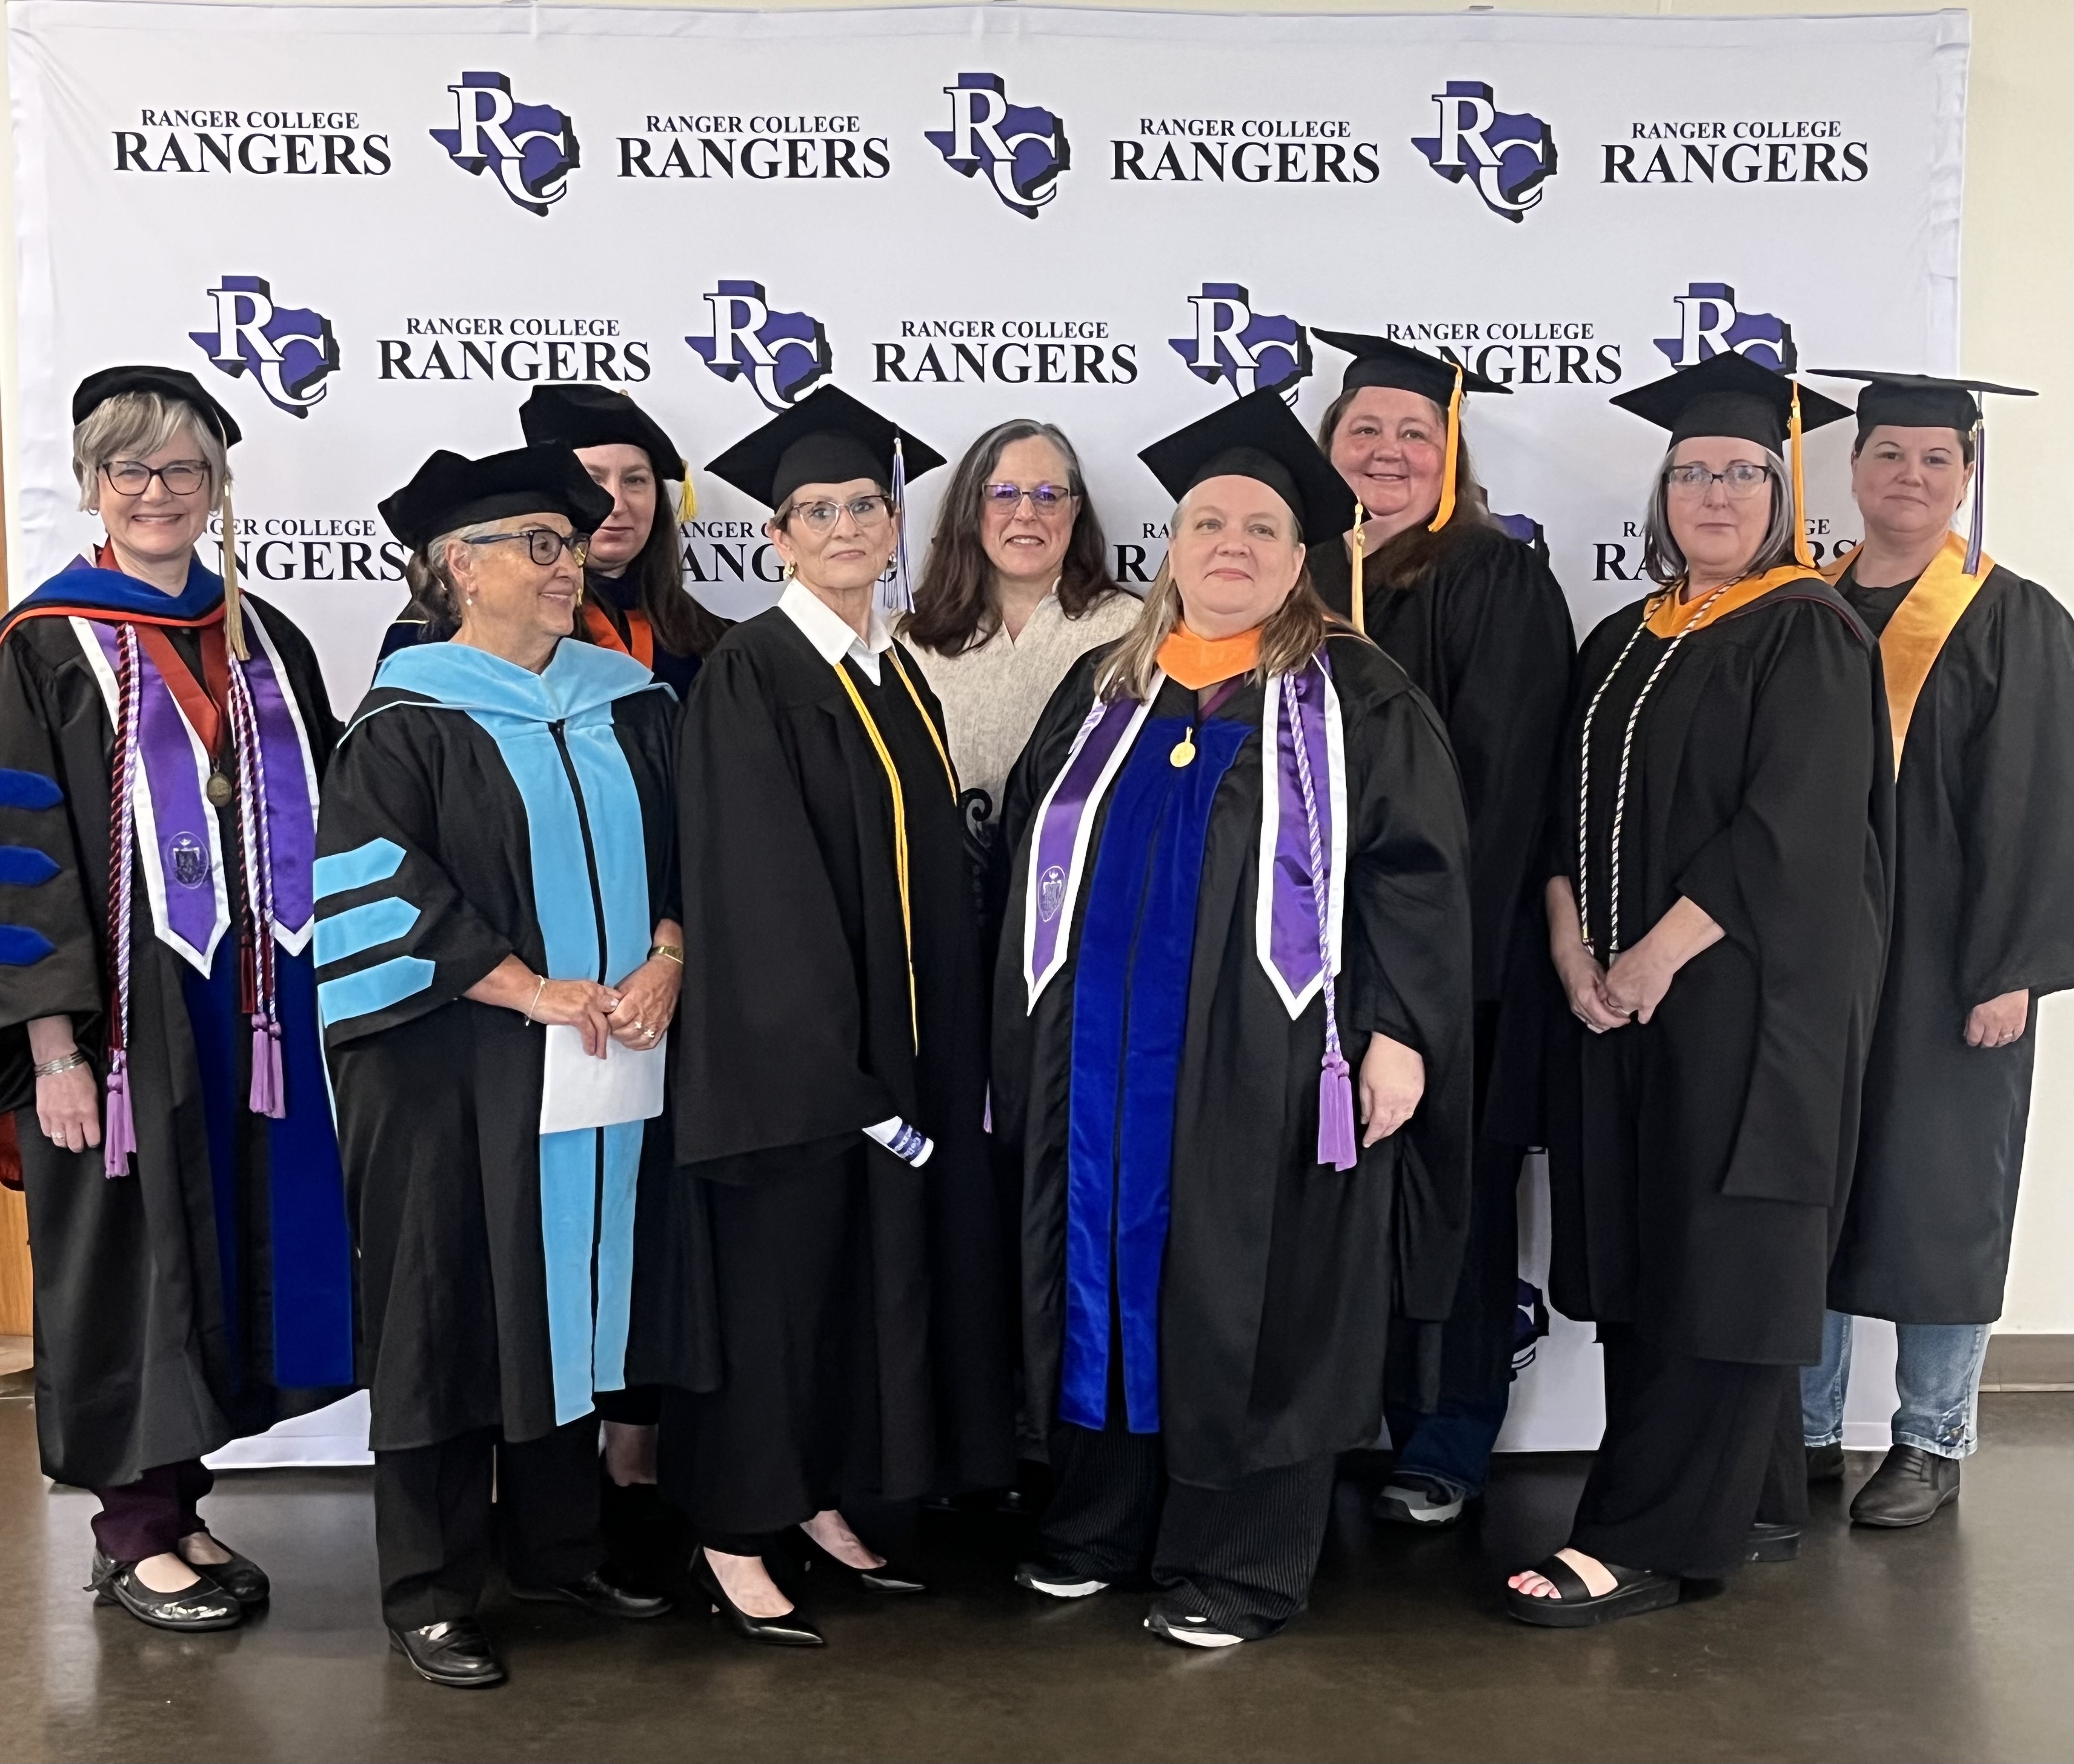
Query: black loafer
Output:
[[1806, 1442, 1846, 1485], [183, 1537, 270, 1605], [88, 1548, 242, 1632], [1504, 1554, 1681, 1629], [1850, 1445, 1961, 1528], [1746, 1521, 1801, 1563], [798, 1529, 926, 1594], [691, 1551, 824, 1648], [510, 1566, 674, 1620], [388, 1617, 506, 1688]]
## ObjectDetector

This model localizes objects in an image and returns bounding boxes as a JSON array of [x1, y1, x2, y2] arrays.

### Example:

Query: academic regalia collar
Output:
[[365, 633, 659, 727], [1156, 622, 1262, 690], [1, 552, 226, 640], [1641, 562, 1826, 639]]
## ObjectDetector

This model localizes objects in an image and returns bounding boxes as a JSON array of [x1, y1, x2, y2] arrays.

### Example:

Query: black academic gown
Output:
[[1546, 578, 1893, 1367], [993, 635, 1474, 1488], [1313, 519, 1576, 1397], [316, 648, 690, 1452], [0, 587, 347, 1489], [1828, 557, 2074, 1323], [581, 568, 703, 701], [666, 608, 1014, 1503]]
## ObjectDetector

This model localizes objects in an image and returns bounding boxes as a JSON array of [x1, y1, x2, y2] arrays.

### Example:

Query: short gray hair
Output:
[[1641, 442, 1795, 586], [404, 521, 507, 626], [72, 390, 231, 513]]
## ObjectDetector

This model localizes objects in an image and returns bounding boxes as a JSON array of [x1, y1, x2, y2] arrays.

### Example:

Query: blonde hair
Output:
[[1095, 553, 1341, 702], [72, 391, 231, 513]]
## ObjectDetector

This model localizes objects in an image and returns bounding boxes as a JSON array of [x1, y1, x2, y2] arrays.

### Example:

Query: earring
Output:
[[782, 561, 796, 581]]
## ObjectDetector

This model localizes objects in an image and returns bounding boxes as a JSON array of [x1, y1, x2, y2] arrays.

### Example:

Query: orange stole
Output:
[[1825, 532, 1990, 770], [583, 599, 654, 668], [1642, 563, 1827, 639]]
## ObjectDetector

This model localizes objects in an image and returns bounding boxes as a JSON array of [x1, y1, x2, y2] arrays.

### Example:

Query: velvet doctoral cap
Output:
[[73, 365, 242, 448], [379, 446, 617, 551]]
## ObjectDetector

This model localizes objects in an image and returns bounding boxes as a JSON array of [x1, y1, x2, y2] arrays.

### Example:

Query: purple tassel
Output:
[[1317, 1053, 1358, 1171], [249, 1015, 287, 1118], [103, 1053, 138, 1177]]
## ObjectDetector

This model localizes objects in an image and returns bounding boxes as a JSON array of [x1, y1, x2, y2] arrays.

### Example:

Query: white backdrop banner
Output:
[[8, 0, 1966, 1455]]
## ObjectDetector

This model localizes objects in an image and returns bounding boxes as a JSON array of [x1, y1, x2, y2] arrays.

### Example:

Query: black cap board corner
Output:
[[378, 445, 617, 553], [72, 365, 242, 449], [1138, 386, 1355, 544], [1311, 330, 1510, 403], [519, 385, 685, 481], [1609, 350, 1850, 451], [704, 385, 945, 510], [1809, 368, 2038, 437]]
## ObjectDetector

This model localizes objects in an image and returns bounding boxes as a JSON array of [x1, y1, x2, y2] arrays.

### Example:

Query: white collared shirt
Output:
[[778, 579, 894, 686]]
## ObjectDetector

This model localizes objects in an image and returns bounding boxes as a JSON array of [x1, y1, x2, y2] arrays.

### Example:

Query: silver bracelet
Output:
[[34, 1048, 88, 1078], [523, 974, 548, 1024]]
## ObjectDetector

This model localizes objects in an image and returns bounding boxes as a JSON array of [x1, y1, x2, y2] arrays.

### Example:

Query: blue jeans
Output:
[[1801, 1311, 1994, 1460], [1384, 1388, 1511, 1499]]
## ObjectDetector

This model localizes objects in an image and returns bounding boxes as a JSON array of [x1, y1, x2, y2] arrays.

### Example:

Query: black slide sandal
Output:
[[1504, 1553, 1681, 1628]]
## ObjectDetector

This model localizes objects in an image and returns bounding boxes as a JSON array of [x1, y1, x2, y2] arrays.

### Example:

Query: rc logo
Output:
[[1413, 82, 1555, 222], [1652, 282, 1795, 373], [431, 73, 579, 216], [925, 74, 1069, 219], [188, 276, 340, 418], [1168, 285, 1311, 401], [687, 282, 833, 413]]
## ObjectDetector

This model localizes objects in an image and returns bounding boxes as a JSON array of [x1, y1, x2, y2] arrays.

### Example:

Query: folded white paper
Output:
[[865, 1116, 934, 1167], [539, 1027, 668, 1134]]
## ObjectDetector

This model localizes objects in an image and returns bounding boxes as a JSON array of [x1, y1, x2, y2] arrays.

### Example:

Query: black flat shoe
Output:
[[797, 1528, 926, 1594], [1504, 1554, 1681, 1629], [388, 1617, 506, 1688], [1746, 1521, 1801, 1563], [691, 1552, 824, 1648], [1806, 1442, 1846, 1485], [1850, 1445, 1961, 1528], [182, 1536, 270, 1605], [511, 1565, 674, 1620], [88, 1548, 242, 1632]]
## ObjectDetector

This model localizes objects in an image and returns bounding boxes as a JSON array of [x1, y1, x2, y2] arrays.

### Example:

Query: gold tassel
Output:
[[1428, 361, 1465, 533], [1788, 382, 1813, 570], [1349, 516, 1366, 635], [219, 486, 248, 660], [677, 464, 697, 526]]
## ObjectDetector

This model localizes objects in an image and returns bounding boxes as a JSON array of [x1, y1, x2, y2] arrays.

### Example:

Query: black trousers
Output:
[[595, 1386, 662, 1426], [1042, 1413, 1335, 1640], [373, 1416, 604, 1629], [1569, 1325, 1807, 1579], [93, 1458, 213, 1562]]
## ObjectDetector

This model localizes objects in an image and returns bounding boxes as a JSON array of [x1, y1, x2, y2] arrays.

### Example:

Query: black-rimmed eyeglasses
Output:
[[463, 528, 589, 567]]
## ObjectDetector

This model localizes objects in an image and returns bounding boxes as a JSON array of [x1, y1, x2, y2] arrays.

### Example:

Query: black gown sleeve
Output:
[[672, 641, 899, 1166], [313, 710, 516, 1051], [1672, 601, 1884, 1205], [1954, 578, 2074, 1004]]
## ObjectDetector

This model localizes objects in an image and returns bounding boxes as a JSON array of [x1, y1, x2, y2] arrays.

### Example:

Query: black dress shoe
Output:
[[182, 1536, 270, 1605], [511, 1566, 674, 1620], [797, 1528, 926, 1594], [691, 1551, 824, 1648], [1746, 1521, 1801, 1563], [1850, 1445, 1961, 1527], [1806, 1442, 1846, 1485], [388, 1617, 507, 1688], [88, 1548, 243, 1632]]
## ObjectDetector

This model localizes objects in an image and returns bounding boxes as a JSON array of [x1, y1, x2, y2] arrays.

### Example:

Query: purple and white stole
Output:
[[1019, 653, 1357, 1167]]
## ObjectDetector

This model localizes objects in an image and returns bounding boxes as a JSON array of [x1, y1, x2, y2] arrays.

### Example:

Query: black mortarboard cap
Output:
[[1610, 350, 1850, 450], [1311, 331, 1510, 403], [519, 385, 685, 484], [1810, 369, 2036, 439], [378, 446, 617, 552], [73, 365, 242, 448], [703, 386, 945, 510], [1139, 385, 1355, 545]]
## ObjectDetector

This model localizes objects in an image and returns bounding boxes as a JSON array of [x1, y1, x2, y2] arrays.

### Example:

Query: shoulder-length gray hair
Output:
[[1640, 442, 1796, 585], [71, 390, 231, 513]]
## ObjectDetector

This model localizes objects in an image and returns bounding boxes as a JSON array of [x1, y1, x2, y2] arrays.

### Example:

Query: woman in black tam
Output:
[[1308, 335, 1577, 1526], [656, 388, 1014, 1646], [1514, 351, 1891, 1626]]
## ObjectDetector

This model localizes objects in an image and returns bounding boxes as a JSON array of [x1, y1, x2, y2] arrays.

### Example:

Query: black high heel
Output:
[[797, 1526, 927, 1594], [691, 1550, 824, 1648]]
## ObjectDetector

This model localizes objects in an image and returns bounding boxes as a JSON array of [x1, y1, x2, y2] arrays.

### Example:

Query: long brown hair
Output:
[[1315, 385, 1497, 590], [613, 500, 728, 658], [1095, 555, 1344, 703], [906, 419, 1123, 656]]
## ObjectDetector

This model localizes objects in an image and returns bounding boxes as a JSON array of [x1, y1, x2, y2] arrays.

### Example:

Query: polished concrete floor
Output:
[[2, 1373, 2066, 1764]]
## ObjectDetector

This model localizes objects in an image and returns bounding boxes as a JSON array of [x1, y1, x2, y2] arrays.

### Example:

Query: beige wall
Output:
[[1, 0, 2066, 1328]]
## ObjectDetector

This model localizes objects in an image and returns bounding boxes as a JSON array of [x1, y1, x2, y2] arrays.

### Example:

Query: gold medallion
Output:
[[1169, 736, 1196, 769], [205, 772, 235, 808]]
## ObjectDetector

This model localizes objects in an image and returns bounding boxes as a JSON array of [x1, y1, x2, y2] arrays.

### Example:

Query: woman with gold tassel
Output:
[[1307, 333, 1576, 1529], [1511, 351, 1890, 1626], [0, 367, 349, 1631]]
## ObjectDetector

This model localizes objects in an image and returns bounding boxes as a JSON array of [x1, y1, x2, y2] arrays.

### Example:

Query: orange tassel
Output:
[[1428, 361, 1465, 534], [1789, 383, 1813, 571]]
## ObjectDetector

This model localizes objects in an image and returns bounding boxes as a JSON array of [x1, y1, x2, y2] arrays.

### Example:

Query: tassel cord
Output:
[[1286, 665, 1358, 1170], [1963, 420, 1987, 578], [226, 651, 286, 1117], [101, 626, 145, 1176]]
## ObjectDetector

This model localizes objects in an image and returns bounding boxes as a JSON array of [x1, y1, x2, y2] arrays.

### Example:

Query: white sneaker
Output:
[[1014, 1560, 1108, 1598], [1377, 1473, 1469, 1528], [1145, 1605, 1244, 1648]]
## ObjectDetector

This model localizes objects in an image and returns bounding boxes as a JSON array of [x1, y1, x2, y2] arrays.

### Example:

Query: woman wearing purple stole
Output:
[[992, 388, 1474, 1646], [0, 367, 348, 1632]]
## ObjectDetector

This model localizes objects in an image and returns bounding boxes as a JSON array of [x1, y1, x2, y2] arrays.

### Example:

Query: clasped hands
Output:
[[465, 920, 683, 1057]]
